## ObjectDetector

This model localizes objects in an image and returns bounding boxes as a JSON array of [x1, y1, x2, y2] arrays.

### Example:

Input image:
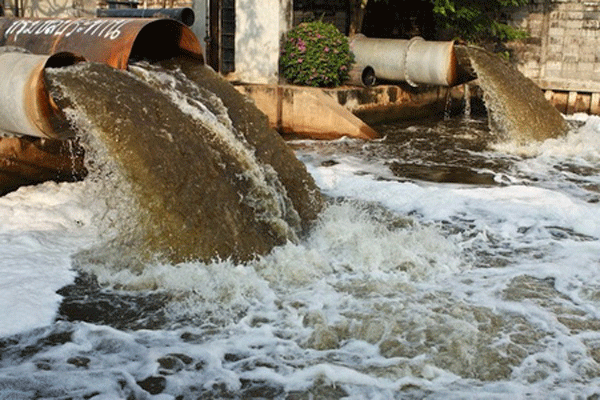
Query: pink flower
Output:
[[297, 39, 306, 53], [324, 47, 330, 52]]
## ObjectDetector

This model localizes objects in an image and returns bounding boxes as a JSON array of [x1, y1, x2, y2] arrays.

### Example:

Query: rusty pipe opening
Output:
[[44, 51, 86, 68], [127, 18, 202, 65], [0, 50, 84, 139], [0, 18, 203, 69], [348, 64, 376, 87]]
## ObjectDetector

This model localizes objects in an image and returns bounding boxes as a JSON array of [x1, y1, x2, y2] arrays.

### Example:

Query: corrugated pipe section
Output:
[[350, 34, 458, 87]]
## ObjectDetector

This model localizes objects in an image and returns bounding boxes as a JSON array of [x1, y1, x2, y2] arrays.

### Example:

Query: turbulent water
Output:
[[3, 67, 600, 398], [44, 61, 322, 266], [465, 46, 569, 143]]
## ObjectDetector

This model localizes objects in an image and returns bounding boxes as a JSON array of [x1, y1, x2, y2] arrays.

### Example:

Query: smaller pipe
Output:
[[347, 64, 376, 87], [107, 0, 139, 9], [96, 7, 195, 26], [0, 50, 84, 139]]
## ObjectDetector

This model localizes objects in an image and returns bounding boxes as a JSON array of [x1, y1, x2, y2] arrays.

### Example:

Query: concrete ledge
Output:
[[331, 84, 465, 125], [236, 83, 466, 140], [543, 89, 600, 115], [235, 84, 379, 140]]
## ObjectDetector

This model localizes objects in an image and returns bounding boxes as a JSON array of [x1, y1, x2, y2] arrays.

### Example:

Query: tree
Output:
[[349, 0, 369, 36], [349, 0, 528, 44], [431, 0, 529, 42]]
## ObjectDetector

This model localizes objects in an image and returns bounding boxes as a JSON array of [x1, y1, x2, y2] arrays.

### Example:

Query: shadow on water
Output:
[[381, 115, 512, 185], [292, 114, 520, 187]]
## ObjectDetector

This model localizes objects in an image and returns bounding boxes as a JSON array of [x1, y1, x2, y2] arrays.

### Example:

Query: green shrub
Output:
[[280, 21, 354, 87]]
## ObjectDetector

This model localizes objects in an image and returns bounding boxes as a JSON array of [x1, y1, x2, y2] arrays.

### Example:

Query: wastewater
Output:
[[1, 57, 600, 399]]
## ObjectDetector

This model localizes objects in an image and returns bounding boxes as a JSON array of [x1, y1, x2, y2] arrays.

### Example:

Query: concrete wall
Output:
[[235, 0, 291, 84], [190, 0, 207, 60], [509, 0, 600, 93]]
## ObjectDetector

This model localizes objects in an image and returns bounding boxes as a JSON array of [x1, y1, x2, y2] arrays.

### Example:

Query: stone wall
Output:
[[509, 0, 600, 93]]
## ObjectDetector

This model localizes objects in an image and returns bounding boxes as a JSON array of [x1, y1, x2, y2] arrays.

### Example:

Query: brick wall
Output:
[[509, 0, 600, 93]]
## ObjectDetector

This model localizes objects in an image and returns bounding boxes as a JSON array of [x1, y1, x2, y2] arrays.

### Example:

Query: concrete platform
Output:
[[235, 83, 467, 140]]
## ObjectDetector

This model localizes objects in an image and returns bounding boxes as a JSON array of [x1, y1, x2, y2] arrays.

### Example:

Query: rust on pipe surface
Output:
[[0, 135, 86, 196], [0, 17, 203, 69], [0, 50, 84, 139]]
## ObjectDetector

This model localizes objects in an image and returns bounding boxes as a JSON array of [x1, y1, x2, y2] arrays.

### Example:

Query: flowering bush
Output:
[[280, 21, 354, 87]]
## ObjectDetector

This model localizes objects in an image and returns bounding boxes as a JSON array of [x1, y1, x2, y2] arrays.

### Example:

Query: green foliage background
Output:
[[282, 0, 529, 86], [429, 0, 529, 42]]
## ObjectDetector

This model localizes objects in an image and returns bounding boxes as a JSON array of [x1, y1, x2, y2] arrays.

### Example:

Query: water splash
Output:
[[45, 61, 323, 265], [464, 46, 568, 144]]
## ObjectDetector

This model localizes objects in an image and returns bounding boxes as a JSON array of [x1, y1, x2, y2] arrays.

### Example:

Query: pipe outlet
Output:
[[0, 50, 84, 139]]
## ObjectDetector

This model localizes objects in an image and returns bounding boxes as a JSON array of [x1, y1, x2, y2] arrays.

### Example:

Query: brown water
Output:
[[45, 61, 323, 265], [3, 108, 600, 399], [2, 49, 599, 399], [464, 46, 568, 144]]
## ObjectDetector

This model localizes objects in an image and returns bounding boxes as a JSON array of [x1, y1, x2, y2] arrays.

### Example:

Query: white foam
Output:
[[4, 82, 600, 399], [0, 181, 99, 337]]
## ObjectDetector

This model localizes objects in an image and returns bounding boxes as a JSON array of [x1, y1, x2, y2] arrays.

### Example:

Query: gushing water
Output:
[[464, 46, 568, 143], [2, 57, 600, 399], [45, 61, 322, 266]]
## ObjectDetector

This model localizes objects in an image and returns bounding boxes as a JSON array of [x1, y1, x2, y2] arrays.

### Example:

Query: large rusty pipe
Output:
[[96, 7, 195, 27], [0, 50, 83, 139], [0, 17, 203, 69], [350, 34, 458, 87]]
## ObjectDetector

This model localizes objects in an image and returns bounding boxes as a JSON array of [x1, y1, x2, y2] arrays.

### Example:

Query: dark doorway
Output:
[[293, 0, 349, 34], [208, 0, 235, 74], [361, 0, 436, 40], [293, 0, 438, 40]]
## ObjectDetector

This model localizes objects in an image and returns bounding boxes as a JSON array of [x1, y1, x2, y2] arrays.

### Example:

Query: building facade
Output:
[[3, 0, 598, 96]]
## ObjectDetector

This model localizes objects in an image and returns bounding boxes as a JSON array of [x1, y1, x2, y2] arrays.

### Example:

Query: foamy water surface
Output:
[[2, 114, 600, 399]]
